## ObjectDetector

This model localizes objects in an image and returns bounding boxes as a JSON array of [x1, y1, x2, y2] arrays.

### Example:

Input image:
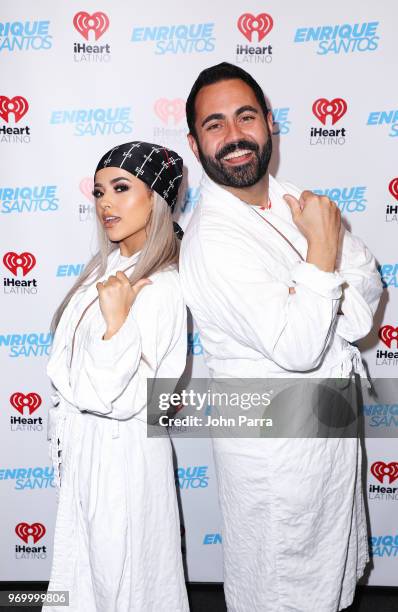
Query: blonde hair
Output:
[[51, 191, 179, 332]]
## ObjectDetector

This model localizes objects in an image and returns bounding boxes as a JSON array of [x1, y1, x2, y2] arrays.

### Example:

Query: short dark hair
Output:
[[186, 62, 269, 138]]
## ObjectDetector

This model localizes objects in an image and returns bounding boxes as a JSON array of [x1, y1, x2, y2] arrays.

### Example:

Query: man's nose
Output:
[[224, 120, 244, 143]]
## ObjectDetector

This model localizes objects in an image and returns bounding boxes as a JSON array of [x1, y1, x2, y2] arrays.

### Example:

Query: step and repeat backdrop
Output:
[[1, 0, 397, 586]]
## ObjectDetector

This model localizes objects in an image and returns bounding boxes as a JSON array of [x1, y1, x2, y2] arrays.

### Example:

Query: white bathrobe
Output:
[[46, 249, 189, 612], [179, 174, 383, 612]]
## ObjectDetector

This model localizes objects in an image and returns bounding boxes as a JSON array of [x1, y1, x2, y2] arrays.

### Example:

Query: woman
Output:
[[46, 141, 189, 611]]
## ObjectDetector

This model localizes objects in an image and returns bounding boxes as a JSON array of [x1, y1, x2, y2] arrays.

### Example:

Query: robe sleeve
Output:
[[195, 231, 343, 372], [72, 275, 186, 419], [334, 226, 383, 342], [280, 180, 382, 343], [274, 179, 382, 346]]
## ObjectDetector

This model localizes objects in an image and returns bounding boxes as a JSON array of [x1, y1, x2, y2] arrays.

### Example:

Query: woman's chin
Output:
[[104, 227, 123, 240]]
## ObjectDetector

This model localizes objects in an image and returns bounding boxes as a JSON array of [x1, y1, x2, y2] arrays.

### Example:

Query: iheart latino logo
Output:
[[3, 252, 36, 276], [389, 178, 398, 201], [73, 12, 109, 41], [15, 522, 46, 544], [79, 177, 94, 202], [312, 98, 347, 126], [371, 461, 398, 484], [379, 325, 398, 348], [237, 13, 273, 42], [0, 96, 29, 123], [154, 98, 185, 125], [10, 393, 42, 416]]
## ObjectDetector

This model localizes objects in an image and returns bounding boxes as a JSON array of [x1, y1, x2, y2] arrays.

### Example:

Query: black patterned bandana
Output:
[[95, 141, 184, 211]]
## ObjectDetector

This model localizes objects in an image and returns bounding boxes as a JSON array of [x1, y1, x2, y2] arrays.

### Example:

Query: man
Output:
[[179, 62, 382, 612]]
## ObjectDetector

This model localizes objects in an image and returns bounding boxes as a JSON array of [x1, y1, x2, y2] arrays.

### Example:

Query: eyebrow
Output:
[[94, 176, 132, 188], [236, 105, 258, 116], [201, 113, 224, 128], [201, 105, 259, 128]]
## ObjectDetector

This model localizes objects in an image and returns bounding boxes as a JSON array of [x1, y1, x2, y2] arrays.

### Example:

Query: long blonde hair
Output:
[[51, 191, 179, 332]]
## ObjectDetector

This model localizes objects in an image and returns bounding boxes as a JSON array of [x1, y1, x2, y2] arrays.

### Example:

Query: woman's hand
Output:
[[96, 271, 152, 339]]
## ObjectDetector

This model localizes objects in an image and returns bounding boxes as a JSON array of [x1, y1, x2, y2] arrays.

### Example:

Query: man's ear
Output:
[[266, 110, 274, 134], [187, 133, 200, 161]]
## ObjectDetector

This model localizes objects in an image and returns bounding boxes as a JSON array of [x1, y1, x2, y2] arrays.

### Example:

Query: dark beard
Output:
[[197, 135, 272, 188]]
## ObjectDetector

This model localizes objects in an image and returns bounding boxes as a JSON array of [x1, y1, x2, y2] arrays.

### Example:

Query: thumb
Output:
[[131, 277, 153, 295], [283, 194, 301, 217]]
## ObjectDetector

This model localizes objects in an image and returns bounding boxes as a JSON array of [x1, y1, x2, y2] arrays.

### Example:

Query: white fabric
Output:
[[46, 249, 189, 612], [179, 173, 383, 612]]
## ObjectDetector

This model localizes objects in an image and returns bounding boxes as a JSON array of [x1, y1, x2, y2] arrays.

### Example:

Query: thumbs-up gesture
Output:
[[283, 191, 341, 272], [96, 271, 152, 339]]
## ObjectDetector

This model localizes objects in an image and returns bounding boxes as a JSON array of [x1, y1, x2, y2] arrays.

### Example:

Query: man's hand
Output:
[[96, 271, 152, 339], [284, 191, 341, 272]]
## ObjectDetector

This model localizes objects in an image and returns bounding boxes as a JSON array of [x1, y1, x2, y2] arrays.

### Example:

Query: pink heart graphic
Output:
[[79, 177, 94, 202]]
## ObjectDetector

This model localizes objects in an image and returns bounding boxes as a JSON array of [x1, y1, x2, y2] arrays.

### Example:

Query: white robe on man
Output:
[[179, 173, 383, 612]]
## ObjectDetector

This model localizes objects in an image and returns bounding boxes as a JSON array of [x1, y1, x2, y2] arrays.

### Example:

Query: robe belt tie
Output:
[[340, 344, 370, 387], [111, 419, 120, 439]]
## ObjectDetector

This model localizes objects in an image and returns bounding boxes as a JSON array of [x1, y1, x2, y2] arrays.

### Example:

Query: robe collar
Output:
[[199, 172, 307, 257]]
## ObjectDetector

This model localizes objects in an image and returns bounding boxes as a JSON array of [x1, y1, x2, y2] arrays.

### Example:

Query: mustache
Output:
[[215, 140, 259, 161]]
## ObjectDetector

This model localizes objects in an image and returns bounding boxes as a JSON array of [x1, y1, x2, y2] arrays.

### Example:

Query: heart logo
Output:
[[3, 252, 36, 276], [312, 98, 347, 126], [237, 13, 273, 42], [388, 178, 398, 201], [73, 11, 109, 41], [15, 522, 46, 544], [0, 96, 29, 123], [79, 177, 94, 202], [371, 461, 398, 484], [154, 98, 185, 125], [379, 325, 398, 348], [10, 392, 42, 416]]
